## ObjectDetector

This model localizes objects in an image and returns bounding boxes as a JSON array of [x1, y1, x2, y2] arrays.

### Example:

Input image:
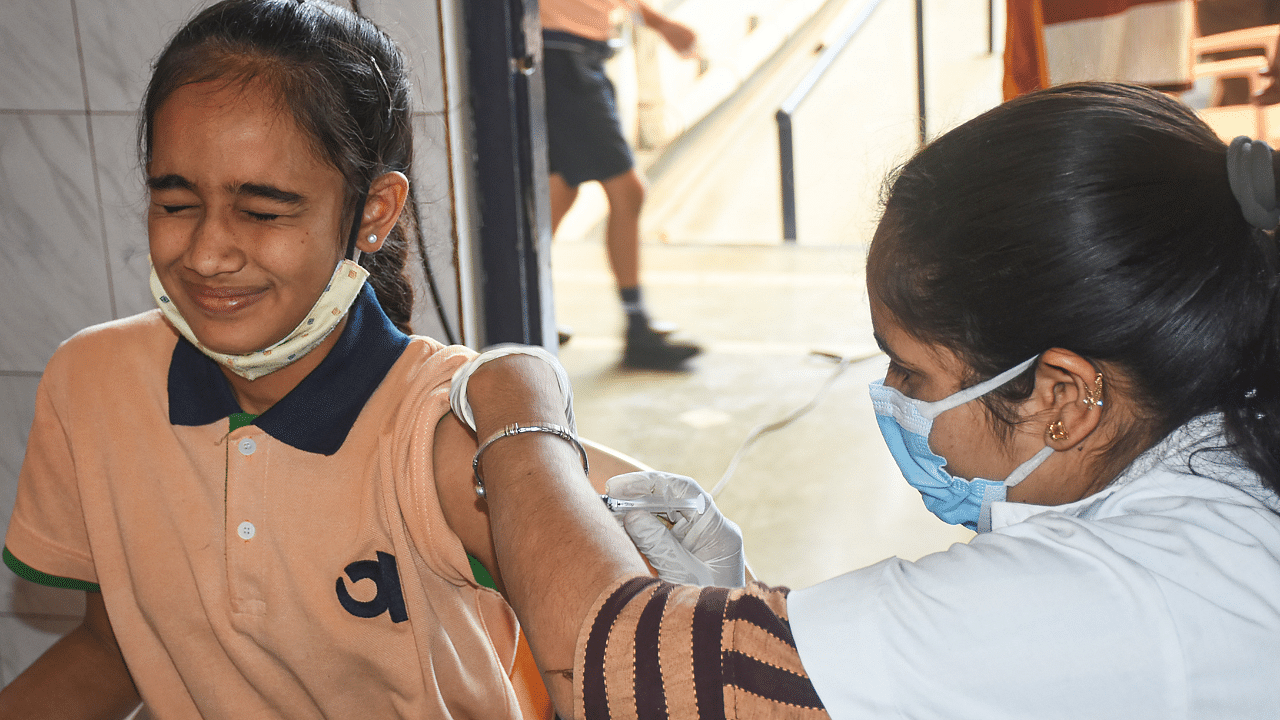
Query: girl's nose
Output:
[[185, 210, 245, 276]]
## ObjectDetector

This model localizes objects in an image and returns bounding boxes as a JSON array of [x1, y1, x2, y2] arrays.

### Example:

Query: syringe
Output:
[[600, 493, 707, 515]]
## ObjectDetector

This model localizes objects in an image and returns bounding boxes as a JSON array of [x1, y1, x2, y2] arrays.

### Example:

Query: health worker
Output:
[[453, 82, 1280, 719]]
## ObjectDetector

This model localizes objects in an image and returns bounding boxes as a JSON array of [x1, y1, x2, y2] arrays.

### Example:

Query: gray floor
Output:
[[552, 0, 1002, 589]]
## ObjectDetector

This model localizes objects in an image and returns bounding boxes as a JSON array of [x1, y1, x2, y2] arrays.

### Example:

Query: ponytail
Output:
[[1219, 138, 1280, 493]]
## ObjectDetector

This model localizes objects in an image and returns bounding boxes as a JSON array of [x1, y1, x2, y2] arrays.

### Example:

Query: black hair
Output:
[[140, 0, 417, 333], [868, 82, 1280, 493]]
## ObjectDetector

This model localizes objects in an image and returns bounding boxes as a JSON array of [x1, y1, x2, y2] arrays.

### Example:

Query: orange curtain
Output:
[[1004, 0, 1049, 99], [1004, 0, 1190, 99]]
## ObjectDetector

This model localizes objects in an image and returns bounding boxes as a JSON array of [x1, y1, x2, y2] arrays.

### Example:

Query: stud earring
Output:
[[1048, 420, 1068, 442], [367, 233, 379, 246], [1082, 372, 1104, 409]]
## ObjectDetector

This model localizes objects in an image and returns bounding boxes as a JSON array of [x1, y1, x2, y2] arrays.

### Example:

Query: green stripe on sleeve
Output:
[[468, 553, 496, 590], [3, 547, 100, 593]]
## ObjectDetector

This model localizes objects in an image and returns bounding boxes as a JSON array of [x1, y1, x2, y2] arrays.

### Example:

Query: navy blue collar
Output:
[[168, 283, 411, 455]]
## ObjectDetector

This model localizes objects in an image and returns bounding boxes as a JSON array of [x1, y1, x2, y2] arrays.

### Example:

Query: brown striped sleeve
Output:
[[574, 577, 830, 720]]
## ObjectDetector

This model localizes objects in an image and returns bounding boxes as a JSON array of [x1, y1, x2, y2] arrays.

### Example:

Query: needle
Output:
[[600, 494, 707, 515]]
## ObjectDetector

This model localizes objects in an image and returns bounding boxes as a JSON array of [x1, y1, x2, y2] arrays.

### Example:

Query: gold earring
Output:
[[1082, 372, 1104, 409], [1048, 420, 1068, 441]]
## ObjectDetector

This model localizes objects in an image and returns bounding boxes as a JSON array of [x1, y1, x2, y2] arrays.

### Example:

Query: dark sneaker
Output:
[[623, 324, 701, 369], [646, 319, 679, 336]]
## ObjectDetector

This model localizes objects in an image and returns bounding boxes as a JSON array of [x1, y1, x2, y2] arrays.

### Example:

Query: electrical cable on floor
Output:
[[709, 350, 883, 498]]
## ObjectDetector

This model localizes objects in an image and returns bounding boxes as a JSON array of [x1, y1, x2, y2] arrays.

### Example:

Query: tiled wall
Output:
[[0, 0, 462, 687]]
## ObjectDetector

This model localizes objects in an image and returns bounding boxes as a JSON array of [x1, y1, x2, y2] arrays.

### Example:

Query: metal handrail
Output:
[[776, 0, 924, 242]]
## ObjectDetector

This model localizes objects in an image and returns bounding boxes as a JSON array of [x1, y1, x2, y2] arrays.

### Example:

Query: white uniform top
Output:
[[788, 415, 1280, 719]]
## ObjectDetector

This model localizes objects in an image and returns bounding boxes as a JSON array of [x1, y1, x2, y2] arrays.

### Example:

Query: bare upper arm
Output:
[[432, 412, 499, 589], [432, 414, 652, 592]]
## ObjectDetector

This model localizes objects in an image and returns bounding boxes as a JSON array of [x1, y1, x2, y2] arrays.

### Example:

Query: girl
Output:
[[0, 1, 598, 716], [457, 82, 1280, 718]]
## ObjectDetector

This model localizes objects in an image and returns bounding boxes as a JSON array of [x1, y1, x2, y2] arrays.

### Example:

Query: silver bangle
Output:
[[472, 422, 590, 498]]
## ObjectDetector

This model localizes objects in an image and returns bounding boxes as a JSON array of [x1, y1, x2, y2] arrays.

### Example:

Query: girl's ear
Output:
[[1031, 348, 1105, 450], [355, 171, 410, 253]]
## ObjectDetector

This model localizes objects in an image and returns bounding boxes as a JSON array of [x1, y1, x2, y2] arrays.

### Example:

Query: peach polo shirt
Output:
[[5, 286, 525, 719]]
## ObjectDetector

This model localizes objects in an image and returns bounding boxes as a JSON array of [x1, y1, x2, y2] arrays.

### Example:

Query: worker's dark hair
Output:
[[140, 0, 416, 332], [868, 81, 1280, 493]]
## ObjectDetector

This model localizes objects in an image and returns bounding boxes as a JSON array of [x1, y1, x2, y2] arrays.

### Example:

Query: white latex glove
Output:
[[606, 471, 745, 587], [449, 344, 576, 433]]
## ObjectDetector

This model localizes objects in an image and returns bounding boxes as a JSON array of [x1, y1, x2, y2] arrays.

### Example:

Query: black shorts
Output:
[[542, 30, 635, 187]]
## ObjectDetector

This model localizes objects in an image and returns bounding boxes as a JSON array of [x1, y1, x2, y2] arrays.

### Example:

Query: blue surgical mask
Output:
[[868, 355, 1055, 532]]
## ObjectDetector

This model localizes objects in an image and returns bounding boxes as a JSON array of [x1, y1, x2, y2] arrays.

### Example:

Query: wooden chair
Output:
[[1192, 23, 1280, 143]]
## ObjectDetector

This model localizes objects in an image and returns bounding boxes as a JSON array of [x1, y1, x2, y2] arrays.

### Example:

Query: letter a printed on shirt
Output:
[[335, 551, 408, 622]]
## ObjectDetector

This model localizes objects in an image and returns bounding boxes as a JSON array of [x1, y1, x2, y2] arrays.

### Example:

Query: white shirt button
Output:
[[237, 521, 256, 540], [238, 438, 257, 456]]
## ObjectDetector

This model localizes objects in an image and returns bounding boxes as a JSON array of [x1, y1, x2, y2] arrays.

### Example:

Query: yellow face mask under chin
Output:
[[149, 258, 370, 381]]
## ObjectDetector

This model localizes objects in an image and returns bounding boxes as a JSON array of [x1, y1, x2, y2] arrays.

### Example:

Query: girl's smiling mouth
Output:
[[183, 281, 269, 316]]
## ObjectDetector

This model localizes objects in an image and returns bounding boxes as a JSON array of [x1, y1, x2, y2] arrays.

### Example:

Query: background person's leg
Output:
[[542, 34, 698, 368], [599, 169, 644, 289], [600, 169, 700, 369], [549, 172, 580, 233]]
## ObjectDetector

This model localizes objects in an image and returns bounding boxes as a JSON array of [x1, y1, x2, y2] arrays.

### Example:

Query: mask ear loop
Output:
[[976, 443, 1055, 533], [345, 190, 370, 263], [918, 355, 1041, 420], [1004, 445, 1055, 487]]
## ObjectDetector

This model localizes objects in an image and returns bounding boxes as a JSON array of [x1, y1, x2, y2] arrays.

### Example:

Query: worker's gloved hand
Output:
[[606, 471, 746, 587]]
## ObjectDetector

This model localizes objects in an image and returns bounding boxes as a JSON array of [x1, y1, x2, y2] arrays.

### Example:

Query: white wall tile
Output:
[[79, 0, 446, 114], [0, 375, 39, 547], [1, 581, 86, 627], [0, 375, 80, 687], [364, 0, 447, 114], [0, 0, 83, 111], [77, 0, 198, 113], [0, 114, 113, 372], [94, 114, 153, 318]]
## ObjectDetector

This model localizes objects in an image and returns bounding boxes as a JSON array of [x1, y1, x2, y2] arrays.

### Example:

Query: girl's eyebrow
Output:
[[145, 175, 304, 206], [146, 173, 193, 191], [234, 182, 304, 205]]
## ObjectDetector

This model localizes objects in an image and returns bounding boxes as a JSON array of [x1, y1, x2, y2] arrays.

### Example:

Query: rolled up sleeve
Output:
[[574, 576, 829, 720]]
